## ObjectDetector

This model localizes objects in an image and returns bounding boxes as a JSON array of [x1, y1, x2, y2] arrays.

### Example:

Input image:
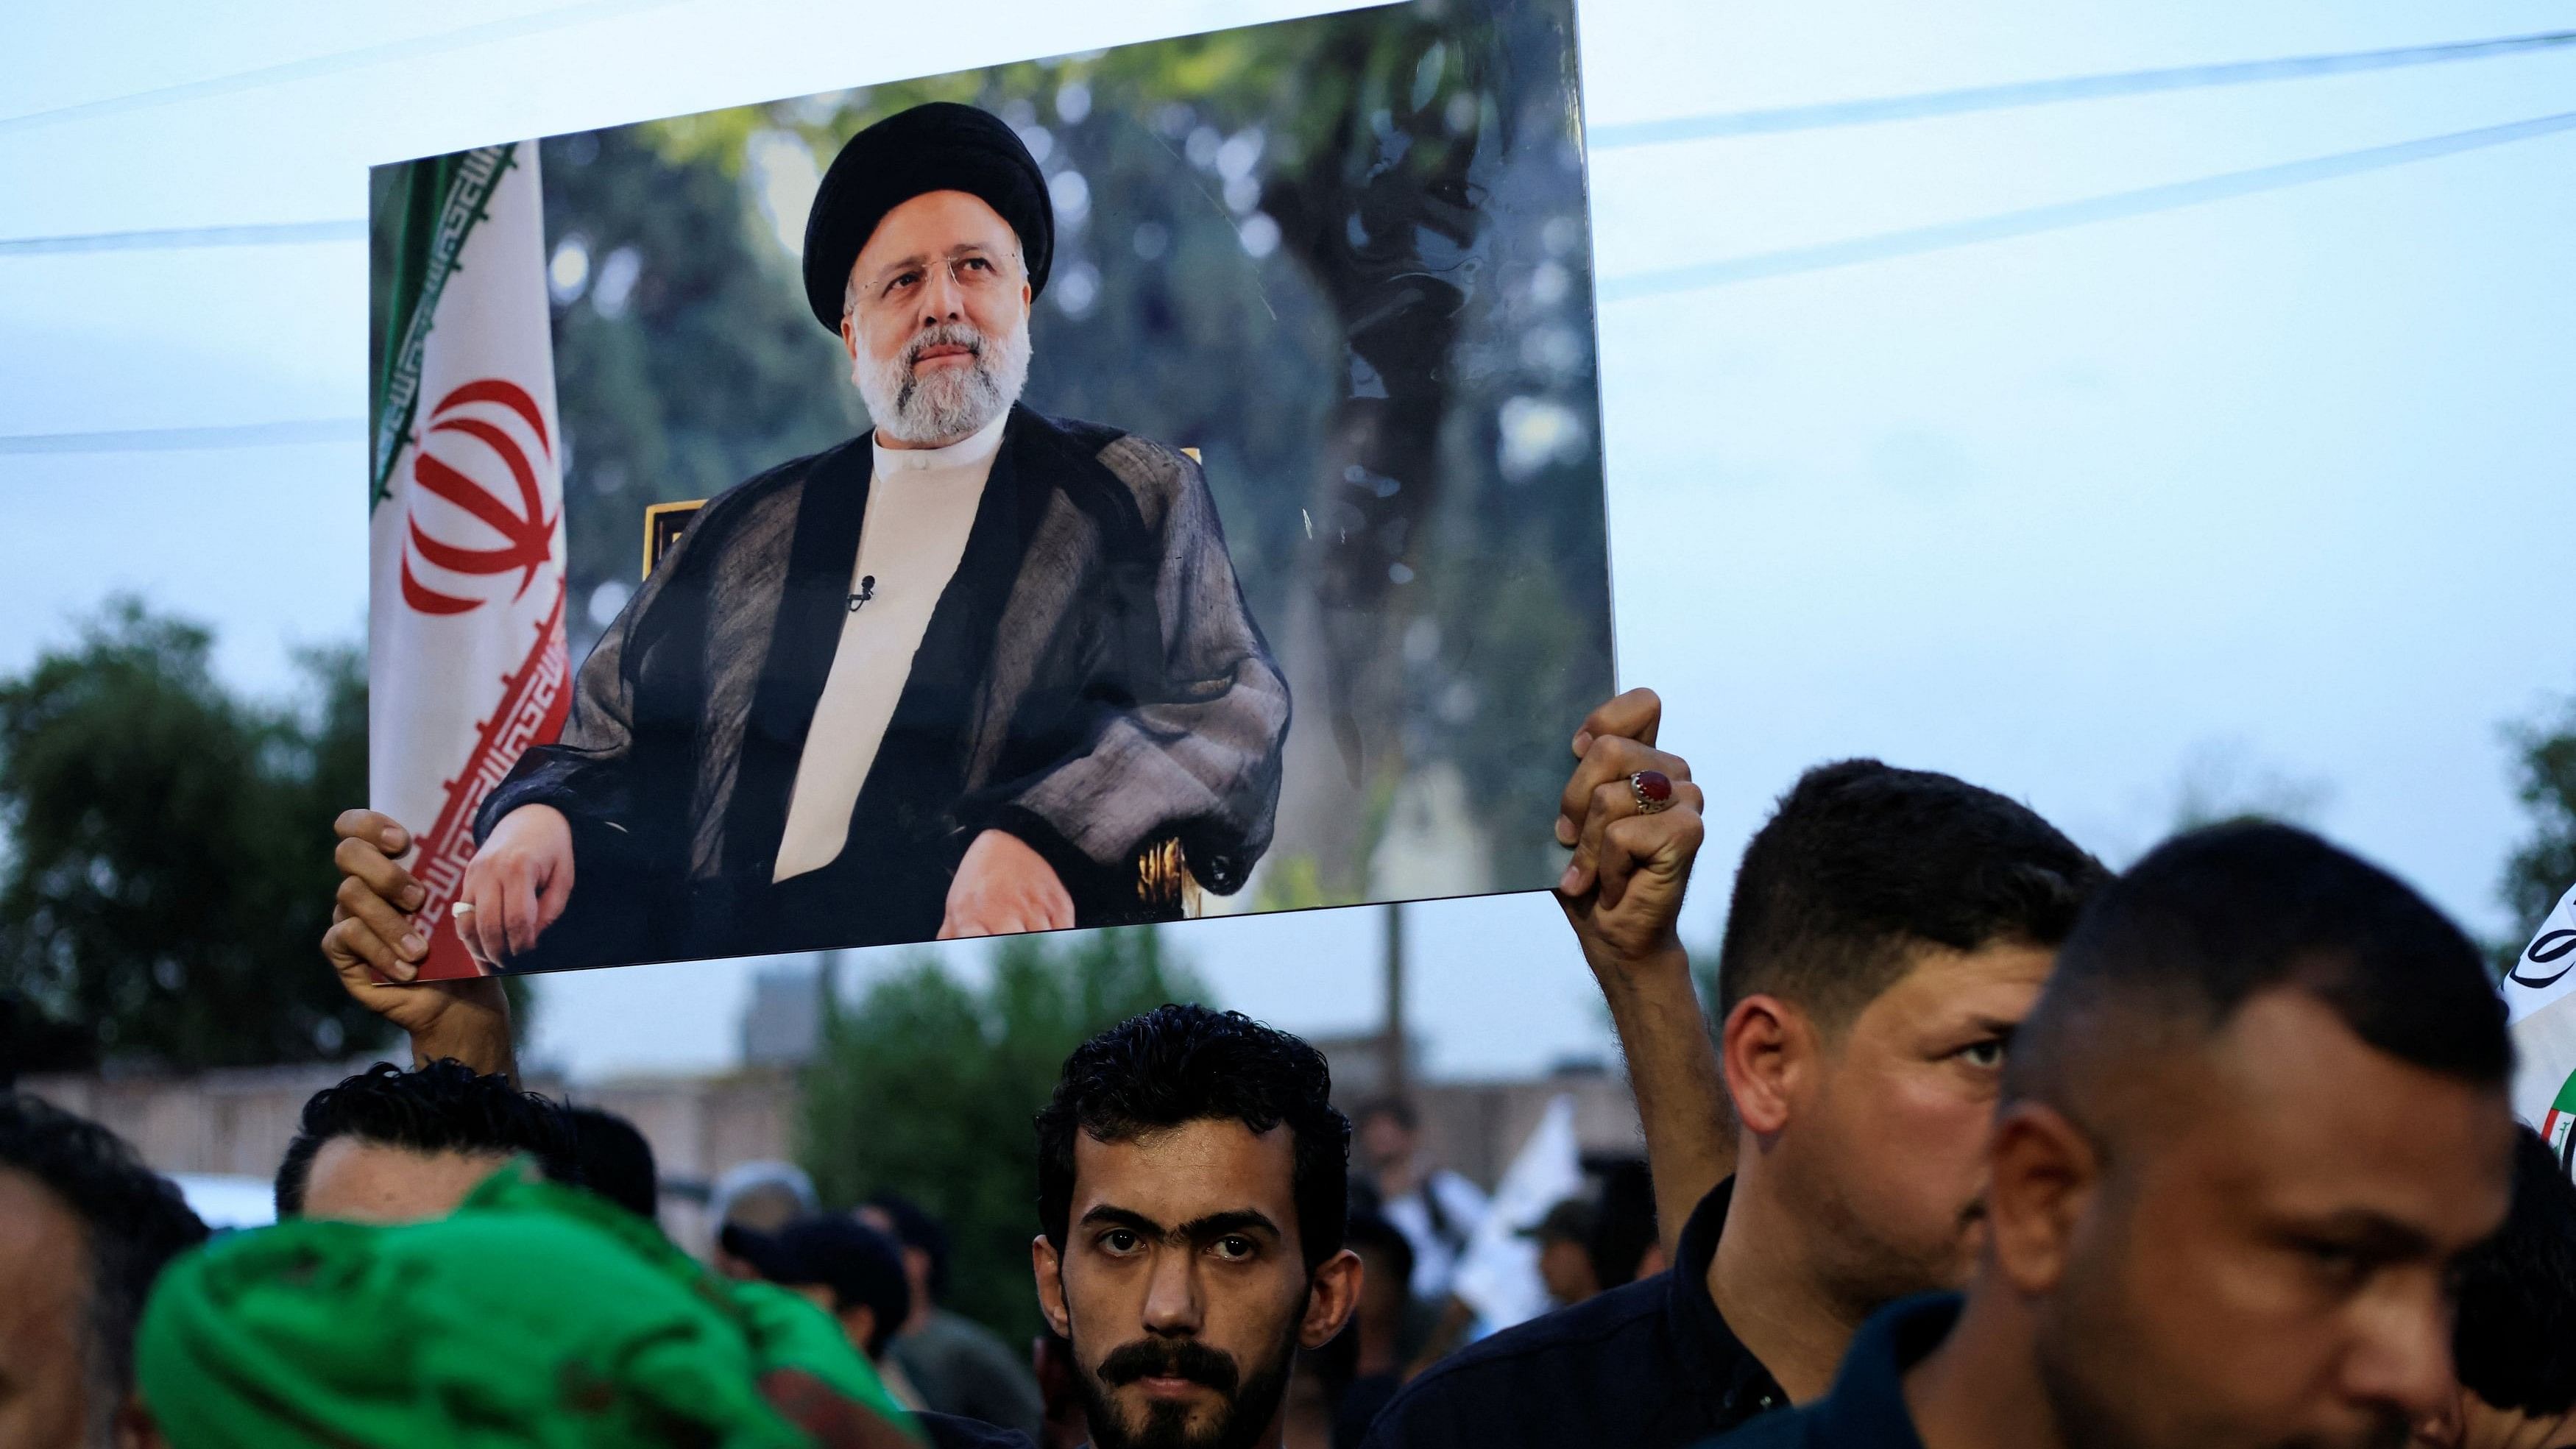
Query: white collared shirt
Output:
[[773, 411, 1007, 882]]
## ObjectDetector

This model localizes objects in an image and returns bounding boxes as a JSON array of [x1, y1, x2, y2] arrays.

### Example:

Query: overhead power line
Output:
[[0, 419, 363, 456], [0, 221, 364, 256], [1599, 107, 2576, 303], [1590, 29, 2576, 149], [16, 110, 2575, 448], [0, 0, 698, 138]]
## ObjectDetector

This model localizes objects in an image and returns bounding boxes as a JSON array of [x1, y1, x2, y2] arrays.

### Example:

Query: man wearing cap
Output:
[[1521, 1197, 1603, 1308], [455, 100, 1289, 968]]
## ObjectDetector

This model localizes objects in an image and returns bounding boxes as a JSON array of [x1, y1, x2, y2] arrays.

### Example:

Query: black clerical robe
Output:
[[475, 404, 1289, 968]]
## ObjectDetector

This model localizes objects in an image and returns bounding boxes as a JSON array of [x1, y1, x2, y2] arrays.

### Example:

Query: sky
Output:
[[3, 0, 2571, 1082]]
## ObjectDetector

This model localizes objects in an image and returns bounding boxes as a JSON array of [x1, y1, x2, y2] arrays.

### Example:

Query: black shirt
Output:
[[1356, 1179, 1787, 1449], [916, 1411, 1038, 1449], [1694, 1295, 1963, 1449]]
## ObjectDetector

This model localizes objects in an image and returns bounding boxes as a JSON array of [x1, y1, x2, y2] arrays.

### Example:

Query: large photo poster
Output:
[[368, 0, 1614, 977]]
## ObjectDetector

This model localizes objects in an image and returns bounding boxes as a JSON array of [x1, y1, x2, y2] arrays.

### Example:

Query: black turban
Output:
[[801, 101, 1054, 333]]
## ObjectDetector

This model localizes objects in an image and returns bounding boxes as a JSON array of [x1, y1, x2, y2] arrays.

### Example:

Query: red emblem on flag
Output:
[[400, 378, 559, 616], [386, 375, 570, 979]]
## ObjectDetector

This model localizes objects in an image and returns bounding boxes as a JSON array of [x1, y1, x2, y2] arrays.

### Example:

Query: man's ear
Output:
[[840, 312, 860, 362], [1299, 1248, 1364, 1350], [1721, 995, 1813, 1138], [1984, 1101, 2098, 1297], [1033, 1233, 1073, 1338]]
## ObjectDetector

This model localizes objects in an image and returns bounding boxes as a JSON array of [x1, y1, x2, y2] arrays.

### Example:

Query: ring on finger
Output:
[[1630, 769, 1676, 815]]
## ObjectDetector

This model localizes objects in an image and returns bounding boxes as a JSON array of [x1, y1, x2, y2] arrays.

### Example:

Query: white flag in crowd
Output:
[[367, 144, 568, 981], [1450, 1094, 1585, 1333], [2501, 881, 2576, 1165]]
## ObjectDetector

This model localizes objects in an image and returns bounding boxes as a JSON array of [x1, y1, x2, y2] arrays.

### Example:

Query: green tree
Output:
[[0, 599, 392, 1070], [2502, 692, 2576, 954], [799, 928, 1206, 1340]]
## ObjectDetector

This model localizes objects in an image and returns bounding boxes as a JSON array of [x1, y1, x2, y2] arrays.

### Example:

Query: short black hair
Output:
[[1037, 1005, 1350, 1270], [2006, 821, 2512, 1113], [1717, 759, 2107, 1030], [863, 1190, 951, 1299], [831, 1219, 915, 1357], [0, 1094, 208, 1404], [2453, 1128, 2576, 1416], [274, 1060, 581, 1216], [566, 1105, 659, 1219], [722, 1215, 913, 1358], [1588, 1158, 1660, 1289]]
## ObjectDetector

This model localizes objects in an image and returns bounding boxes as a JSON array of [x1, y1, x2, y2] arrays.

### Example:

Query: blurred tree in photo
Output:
[[0, 600, 389, 1070], [533, 124, 862, 662], [799, 928, 1206, 1340], [2502, 692, 2576, 959]]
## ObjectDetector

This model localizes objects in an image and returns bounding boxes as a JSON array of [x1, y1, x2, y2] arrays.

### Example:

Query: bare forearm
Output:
[[1594, 941, 1733, 1261], [407, 984, 517, 1083]]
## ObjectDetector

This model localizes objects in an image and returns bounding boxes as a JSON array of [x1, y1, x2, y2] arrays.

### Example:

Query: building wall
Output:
[[1403, 1072, 1645, 1186]]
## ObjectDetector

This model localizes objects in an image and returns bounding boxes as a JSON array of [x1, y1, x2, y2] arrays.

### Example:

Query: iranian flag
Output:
[[367, 143, 567, 982], [2502, 881, 2576, 1170]]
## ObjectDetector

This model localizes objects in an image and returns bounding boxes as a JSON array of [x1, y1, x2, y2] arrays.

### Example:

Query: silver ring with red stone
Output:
[[1630, 770, 1676, 815]]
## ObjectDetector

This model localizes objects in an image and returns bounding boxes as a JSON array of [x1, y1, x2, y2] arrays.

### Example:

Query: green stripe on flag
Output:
[[369, 143, 518, 509]]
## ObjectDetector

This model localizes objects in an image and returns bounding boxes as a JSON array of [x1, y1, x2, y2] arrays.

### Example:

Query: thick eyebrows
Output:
[[1184, 1209, 1284, 1244], [871, 241, 1001, 286], [1080, 1204, 1170, 1239], [1077, 1203, 1284, 1244], [868, 249, 930, 288]]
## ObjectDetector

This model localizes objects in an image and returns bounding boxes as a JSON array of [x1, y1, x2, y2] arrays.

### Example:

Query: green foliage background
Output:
[[798, 928, 1205, 1341], [0, 600, 540, 1072], [0, 600, 389, 1069], [2502, 692, 2576, 971]]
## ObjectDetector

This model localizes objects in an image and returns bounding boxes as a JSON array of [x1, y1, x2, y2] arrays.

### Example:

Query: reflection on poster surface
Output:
[[367, 0, 1613, 977]]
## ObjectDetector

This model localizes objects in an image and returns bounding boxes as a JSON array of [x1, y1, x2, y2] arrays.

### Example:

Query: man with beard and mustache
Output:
[[1699, 822, 2519, 1449], [1032, 1005, 1362, 1449], [1358, 689, 2109, 1449], [450, 101, 1288, 968]]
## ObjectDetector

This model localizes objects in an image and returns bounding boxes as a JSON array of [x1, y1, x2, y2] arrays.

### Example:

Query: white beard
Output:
[[854, 317, 1031, 446]]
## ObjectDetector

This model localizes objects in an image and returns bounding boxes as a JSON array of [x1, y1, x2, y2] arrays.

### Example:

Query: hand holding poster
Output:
[[369, 0, 1613, 977]]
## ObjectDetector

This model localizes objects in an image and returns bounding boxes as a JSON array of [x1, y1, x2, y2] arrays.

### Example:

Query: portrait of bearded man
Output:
[[453, 101, 1290, 969]]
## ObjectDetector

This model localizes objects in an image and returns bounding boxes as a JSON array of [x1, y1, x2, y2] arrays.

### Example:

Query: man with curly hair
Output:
[[1033, 1004, 1361, 1449], [272, 1059, 581, 1222]]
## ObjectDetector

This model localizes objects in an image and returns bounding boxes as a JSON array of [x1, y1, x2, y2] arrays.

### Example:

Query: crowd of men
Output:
[[4, 687, 2576, 1449]]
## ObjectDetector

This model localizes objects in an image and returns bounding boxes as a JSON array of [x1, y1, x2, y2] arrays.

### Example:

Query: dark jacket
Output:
[[476, 405, 1288, 968], [1690, 1295, 1960, 1449], [916, 1411, 1038, 1449], [1356, 1180, 1786, 1449]]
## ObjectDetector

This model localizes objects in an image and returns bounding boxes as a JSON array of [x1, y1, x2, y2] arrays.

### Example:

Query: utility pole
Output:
[[1381, 902, 1409, 1102]]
